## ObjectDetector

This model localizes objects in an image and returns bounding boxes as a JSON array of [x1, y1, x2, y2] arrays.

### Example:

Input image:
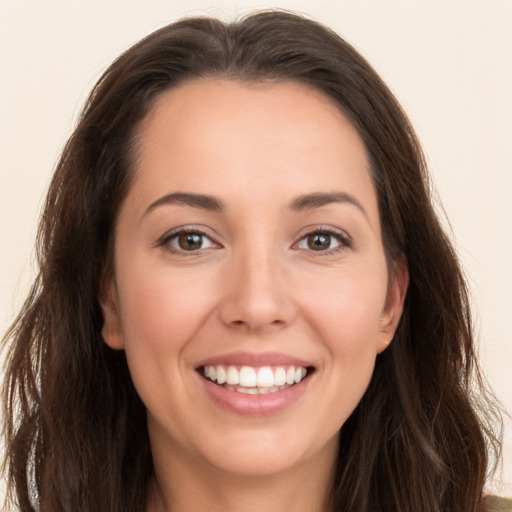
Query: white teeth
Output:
[[203, 364, 310, 391], [294, 367, 306, 384], [226, 366, 239, 385], [274, 367, 286, 386], [256, 367, 274, 387], [239, 366, 257, 387], [216, 365, 227, 385], [234, 385, 285, 395]]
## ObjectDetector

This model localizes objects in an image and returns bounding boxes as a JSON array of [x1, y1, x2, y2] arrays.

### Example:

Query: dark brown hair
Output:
[[2, 10, 502, 512]]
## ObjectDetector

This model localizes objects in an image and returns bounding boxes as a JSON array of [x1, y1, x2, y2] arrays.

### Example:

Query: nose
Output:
[[218, 246, 297, 334]]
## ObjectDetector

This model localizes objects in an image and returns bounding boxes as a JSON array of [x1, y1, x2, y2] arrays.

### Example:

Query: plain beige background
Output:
[[1, 0, 511, 505]]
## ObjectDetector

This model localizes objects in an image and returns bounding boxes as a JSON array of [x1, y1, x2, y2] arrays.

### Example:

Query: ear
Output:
[[377, 259, 409, 353], [99, 277, 124, 350]]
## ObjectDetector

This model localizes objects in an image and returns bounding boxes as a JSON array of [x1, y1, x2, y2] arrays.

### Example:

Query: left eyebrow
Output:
[[143, 192, 224, 217], [289, 192, 368, 218]]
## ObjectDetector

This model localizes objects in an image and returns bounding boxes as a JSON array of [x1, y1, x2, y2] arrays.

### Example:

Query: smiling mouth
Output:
[[199, 364, 314, 395]]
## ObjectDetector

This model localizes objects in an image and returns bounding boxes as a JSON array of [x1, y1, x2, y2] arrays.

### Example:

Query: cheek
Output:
[[317, 285, 382, 382], [290, 267, 388, 443], [302, 265, 388, 348], [113, 263, 221, 423], [115, 262, 217, 358]]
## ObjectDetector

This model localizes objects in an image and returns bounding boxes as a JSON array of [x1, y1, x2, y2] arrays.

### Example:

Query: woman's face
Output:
[[101, 79, 407, 478]]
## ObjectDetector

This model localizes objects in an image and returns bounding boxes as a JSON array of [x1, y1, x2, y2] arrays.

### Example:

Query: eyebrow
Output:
[[289, 192, 368, 217], [144, 191, 367, 218], [144, 192, 224, 216]]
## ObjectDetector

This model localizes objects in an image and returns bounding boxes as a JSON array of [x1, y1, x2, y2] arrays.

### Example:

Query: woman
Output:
[[2, 10, 505, 512]]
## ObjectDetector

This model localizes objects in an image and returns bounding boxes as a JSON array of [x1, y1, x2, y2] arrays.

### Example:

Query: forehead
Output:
[[136, 78, 364, 162], [127, 78, 378, 221]]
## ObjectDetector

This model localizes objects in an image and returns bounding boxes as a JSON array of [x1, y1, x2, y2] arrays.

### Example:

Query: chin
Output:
[[198, 426, 339, 478]]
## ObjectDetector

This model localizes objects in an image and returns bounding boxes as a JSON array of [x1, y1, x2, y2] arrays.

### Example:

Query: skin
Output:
[[100, 79, 408, 512]]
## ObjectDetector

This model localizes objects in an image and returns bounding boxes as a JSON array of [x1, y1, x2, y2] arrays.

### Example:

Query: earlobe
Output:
[[99, 278, 124, 350], [377, 259, 409, 353]]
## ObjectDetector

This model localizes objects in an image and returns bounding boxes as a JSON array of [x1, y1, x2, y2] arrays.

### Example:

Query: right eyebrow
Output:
[[143, 192, 224, 217], [289, 191, 368, 220]]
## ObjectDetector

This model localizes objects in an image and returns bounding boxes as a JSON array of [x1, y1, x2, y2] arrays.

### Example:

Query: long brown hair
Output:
[[2, 10, 502, 512]]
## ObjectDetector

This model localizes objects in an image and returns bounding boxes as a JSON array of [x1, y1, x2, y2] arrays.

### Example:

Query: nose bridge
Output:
[[219, 233, 295, 331]]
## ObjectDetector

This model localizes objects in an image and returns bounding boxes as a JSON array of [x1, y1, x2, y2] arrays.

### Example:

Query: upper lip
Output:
[[196, 351, 314, 369]]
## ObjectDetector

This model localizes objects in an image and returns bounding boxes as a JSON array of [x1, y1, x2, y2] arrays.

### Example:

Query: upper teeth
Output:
[[203, 365, 308, 388]]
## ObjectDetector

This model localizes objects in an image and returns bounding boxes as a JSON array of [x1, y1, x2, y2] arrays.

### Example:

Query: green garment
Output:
[[485, 496, 512, 511]]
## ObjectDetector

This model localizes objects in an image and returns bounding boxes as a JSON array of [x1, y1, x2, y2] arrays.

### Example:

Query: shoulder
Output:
[[483, 495, 512, 512]]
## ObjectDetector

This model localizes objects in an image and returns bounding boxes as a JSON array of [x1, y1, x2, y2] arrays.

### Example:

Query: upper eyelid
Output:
[[154, 224, 352, 248], [155, 225, 221, 248], [292, 226, 353, 253], [295, 225, 352, 242]]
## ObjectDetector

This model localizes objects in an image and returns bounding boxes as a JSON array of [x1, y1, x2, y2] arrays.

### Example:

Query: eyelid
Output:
[[292, 225, 352, 253], [155, 225, 222, 253], [153, 224, 352, 255]]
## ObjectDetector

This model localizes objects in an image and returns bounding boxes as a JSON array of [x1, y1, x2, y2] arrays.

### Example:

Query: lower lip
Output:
[[198, 373, 312, 416]]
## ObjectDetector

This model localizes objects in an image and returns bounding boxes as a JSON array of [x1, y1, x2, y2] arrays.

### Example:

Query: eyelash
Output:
[[156, 226, 352, 255], [156, 227, 218, 254], [294, 227, 352, 254]]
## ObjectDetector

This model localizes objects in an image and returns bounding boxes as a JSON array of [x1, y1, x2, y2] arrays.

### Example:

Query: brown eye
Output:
[[177, 232, 204, 250], [162, 230, 217, 253], [307, 233, 332, 251], [295, 229, 349, 253]]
